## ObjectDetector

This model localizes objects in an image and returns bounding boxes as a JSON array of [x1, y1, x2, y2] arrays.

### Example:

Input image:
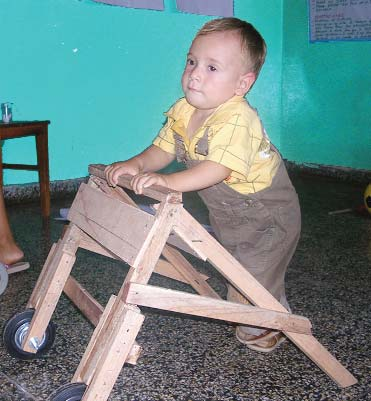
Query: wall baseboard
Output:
[[285, 161, 371, 184], [3, 176, 88, 205], [3, 162, 371, 204]]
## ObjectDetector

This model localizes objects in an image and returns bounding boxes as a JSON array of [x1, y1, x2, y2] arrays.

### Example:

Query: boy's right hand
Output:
[[104, 161, 139, 187]]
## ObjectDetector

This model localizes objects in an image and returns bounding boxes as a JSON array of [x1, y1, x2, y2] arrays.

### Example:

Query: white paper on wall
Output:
[[309, 0, 371, 42]]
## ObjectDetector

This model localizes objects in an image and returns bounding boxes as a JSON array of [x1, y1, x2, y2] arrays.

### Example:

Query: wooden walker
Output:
[[2, 164, 357, 400]]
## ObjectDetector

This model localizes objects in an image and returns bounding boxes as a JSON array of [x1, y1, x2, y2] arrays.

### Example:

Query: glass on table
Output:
[[1, 102, 13, 123]]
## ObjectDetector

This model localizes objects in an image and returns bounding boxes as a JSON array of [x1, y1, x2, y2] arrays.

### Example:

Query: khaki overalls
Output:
[[174, 129, 301, 336]]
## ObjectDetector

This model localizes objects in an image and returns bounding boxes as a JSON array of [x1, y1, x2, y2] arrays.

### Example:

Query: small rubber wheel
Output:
[[0, 263, 8, 295], [48, 383, 87, 401], [3, 309, 56, 360]]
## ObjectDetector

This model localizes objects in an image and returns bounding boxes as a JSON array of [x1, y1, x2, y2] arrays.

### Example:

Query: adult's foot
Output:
[[0, 243, 24, 266]]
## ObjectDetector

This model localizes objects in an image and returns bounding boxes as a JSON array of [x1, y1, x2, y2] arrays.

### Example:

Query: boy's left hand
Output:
[[130, 173, 169, 194]]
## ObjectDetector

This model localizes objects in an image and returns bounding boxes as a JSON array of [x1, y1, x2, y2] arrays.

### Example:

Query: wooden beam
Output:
[[119, 200, 182, 289], [155, 258, 209, 284], [22, 224, 81, 353], [81, 303, 144, 401], [27, 242, 58, 309], [74, 296, 143, 387], [123, 283, 312, 335], [63, 276, 103, 327], [162, 244, 219, 299], [78, 232, 209, 284]]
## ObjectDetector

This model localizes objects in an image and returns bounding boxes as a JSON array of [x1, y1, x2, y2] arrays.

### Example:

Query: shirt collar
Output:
[[166, 95, 246, 137]]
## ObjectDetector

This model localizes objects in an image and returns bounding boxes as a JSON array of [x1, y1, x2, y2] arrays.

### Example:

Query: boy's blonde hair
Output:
[[195, 17, 267, 77]]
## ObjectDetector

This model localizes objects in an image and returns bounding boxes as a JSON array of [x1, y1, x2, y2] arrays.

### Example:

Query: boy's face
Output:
[[181, 30, 254, 114]]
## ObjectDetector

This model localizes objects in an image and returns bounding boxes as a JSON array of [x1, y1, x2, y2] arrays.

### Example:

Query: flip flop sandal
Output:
[[0, 263, 8, 295], [245, 332, 287, 353], [5, 261, 30, 275], [236, 327, 278, 345]]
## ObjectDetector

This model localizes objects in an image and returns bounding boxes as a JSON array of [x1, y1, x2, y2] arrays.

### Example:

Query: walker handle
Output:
[[88, 164, 182, 203]]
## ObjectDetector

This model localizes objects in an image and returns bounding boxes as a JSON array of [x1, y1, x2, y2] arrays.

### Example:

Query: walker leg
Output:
[[27, 242, 58, 309], [74, 299, 144, 401], [22, 224, 81, 353]]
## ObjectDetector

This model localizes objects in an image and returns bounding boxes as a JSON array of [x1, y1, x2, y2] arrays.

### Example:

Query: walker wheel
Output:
[[3, 309, 56, 360], [48, 383, 87, 401], [0, 263, 8, 295]]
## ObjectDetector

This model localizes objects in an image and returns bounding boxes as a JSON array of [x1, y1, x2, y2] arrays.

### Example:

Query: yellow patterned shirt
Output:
[[153, 96, 280, 194]]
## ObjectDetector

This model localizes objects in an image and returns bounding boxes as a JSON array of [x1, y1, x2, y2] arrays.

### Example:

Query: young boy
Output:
[[105, 18, 301, 353]]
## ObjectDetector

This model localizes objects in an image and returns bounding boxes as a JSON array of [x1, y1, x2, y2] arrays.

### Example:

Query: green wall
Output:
[[0, 0, 282, 185], [282, 1, 371, 170], [1, 0, 369, 186]]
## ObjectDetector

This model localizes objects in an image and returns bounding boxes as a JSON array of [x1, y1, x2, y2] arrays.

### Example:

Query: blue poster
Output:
[[176, 0, 233, 17], [93, 0, 164, 10]]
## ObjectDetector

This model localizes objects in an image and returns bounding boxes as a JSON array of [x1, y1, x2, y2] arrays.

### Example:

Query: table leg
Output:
[[36, 128, 50, 217], [0, 142, 3, 189]]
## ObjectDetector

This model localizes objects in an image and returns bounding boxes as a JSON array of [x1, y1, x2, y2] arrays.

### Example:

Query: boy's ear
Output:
[[235, 72, 256, 96]]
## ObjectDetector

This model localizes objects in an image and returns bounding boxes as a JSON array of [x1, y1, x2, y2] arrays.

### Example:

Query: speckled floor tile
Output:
[[0, 174, 370, 400]]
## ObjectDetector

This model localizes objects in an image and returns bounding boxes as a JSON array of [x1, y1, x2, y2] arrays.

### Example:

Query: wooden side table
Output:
[[0, 121, 51, 217]]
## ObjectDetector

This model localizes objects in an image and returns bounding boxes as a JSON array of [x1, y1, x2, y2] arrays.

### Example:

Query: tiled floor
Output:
[[0, 173, 370, 401]]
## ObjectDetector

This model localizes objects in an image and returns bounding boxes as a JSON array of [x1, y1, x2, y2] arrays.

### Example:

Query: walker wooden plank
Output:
[[174, 209, 293, 309], [119, 199, 182, 288], [24, 253, 77, 351], [74, 298, 143, 387], [166, 232, 204, 258], [27, 242, 57, 309], [162, 244, 219, 298], [81, 303, 144, 401], [155, 258, 209, 284], [284, 332, 357, 387], [70, 195, 180, 390], [78, 231, 208, 285], [89, 173, 203, 259], [123, 282, 312, 334], [74, 296, 144, 392], [68, 183, 154, 265], [63, 273, 142, 367], [73, 296, 117, 385], [78, 232, 119, 260], [23, 224, 81, 353], [64, 276, 104, 327], [87, 170, 211, 286], [89, 175, 139, 207]]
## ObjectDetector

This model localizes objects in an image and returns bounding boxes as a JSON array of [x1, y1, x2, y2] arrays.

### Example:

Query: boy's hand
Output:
[[130, 173, 169, 194], [104, 162, 139, 187], [104, 146, 174, 188]]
